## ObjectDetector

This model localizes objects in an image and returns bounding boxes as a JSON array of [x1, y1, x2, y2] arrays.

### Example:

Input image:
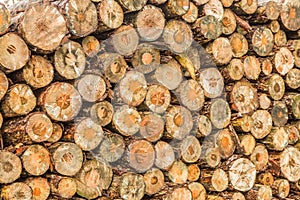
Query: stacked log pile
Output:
[[0, 0, 299, 199]]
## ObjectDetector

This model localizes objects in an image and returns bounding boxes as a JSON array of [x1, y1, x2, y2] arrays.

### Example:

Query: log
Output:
[[0, 70, 8, 101], [272, 179, 290, 198], [117, 0, 147, 12], [234, 0, 258, 15], [210, 98, 231, 129], [222, 9, 236, 35], [97, 0, 124, 32], [51, 142, 83, 176], [286, 68, 300, 89], [90, 101, 114, 126], [119, 172, 145, 200], [252, 27, 274, 57], [286, 124, 299, 145], [168, 187, 192, 200], [145, 84, 171, 114], [47, 123, 63, 143], [163, 20, 193, 53], [221, 0, 233, 7], [280, 0, 300, 31], [149, 0, 167, 4], [203, 0, 224, 21], [82, 36, 100, 57], [0, 182, 32, 200], [263, 127, 289, 151], [39, 82, 82, 122], [274, 30, 287, 47], [225, 59, 244, 81], [232, 114, 254, 133], [245, 185, 272, 200], [165, 105, 193, 140], [261, 58, 273, 76], [259, 93, 271, 109], [143, 168, 164, 195], [132, 44, 161, 74], [216, 129, 236, 159], [140, 113, 164, 142], [269, 20, 280, 33], [54, 40, 86, 80], [204, 147, 221, 168], [229, 33, 248, 58], [197, 115, 212, 137], [199, 68, 224, 98], [182, 2, 198, 24], [127, 139, 155, 172], [192, 15, 222, 42], [180, 135, 202, 163], [19, 3, 67, 52], [25, 177, 50, 200], [250, 144, 269, 171], [201, 168, 229, 192], [0, 150, 22, 184], [239, 134, 256, 155], [243, 56, 261, 80], [188, 182, 206, 200], [0, 33, 30, 73], [268, 74, 285, 100], [222, 192, 245, 200], [0, 4, 10, 35], [154, 141, 175, 170], [207, 37, 233, 66], [271, 101, 288, 127], [65, 0, 98, 37], [167, 160, 188, 184], [162, 0, 190, 18], [274, 47, 294, 76], [251, 109, 272, 139], [294, 40, 300, 68], [257, 172, 274, 186], [280, 146, 300, 182], [187, 163, 200, 181], [229, 158, 257, 192], [47, 174, 77, 199]]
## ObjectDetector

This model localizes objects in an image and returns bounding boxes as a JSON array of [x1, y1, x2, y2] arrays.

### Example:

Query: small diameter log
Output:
[[188, 182, 206, 200], [168, 187, 192, 200], [48, 175, 77, 199], [252, 27, 274, 57], [0, 33, 30, 72], [25, 177, 50, 200], [113, 105, 141, 136], [246, 185, 272, 200], [54, 40, 86, 80], [117, 0, 147, 12], [76, 74, 106, 102], [251, 110, 272, 139], [182, 2, 198, 23], [210, 98, 231, 129], [154, 59, 183, 90], [39, 82, 82, 121], [286, 124, 299, 144], [187, 164, 200, 181], [82, 36, 100, 57], [235, 0, 258, 15], [274, 30, 287, 47], [204, 147, 221, 168], [132, 5, 165, 41], [208, 37, 233, 66], [0, 4, 10, 35], [226, 59, 244, 81], [90, 101, 114, 126], [203, 0, 224, 21], [280, 146, 300, 182], [163, 20, 193, 53], [259, 93, 271, 110], [286, 68, 300, 89], [268, 74, 285, 100], [232, 114, 253, 133], [65, 0, 98, 37], [128, 139, 155, 172], [250, 144, 269, 171], [145, 84, 170, 114], [274, 47, 294, 76], [269, 20, 280, 33], [239, 134, 256, 155], [229, 33, 248, 58], [222, 9, 237, 35], [0, 151, 22, 184], [280, 0, 300, 31], [272, 179, 290, 198], [199, 68, 224, 98], [155, 141, 175, 170], [243, 56, 261, 80], [162, 0, 189, 18], [140, 113, 164, 142], [98, 52, 127, 83], [167, 160, 188, 184], [180, 136, 201, 163], [229, 158, 256, 192], [143, 168, 164, 195], [118, 71, 147, 106], [177, 79, 204, 111], [19, 4, 67, 52], [97, 0, 124, 32], [271, 102, 288, 126], [197, 115, 212, 137], [120, 172, 145, 200], [74, 118, 104, 151], [165, 105, 193, 140], [98, 133, 125, 163], [231, 81, 258, 114], [47, 123, 63, 143], [22, 144, 50, 176], [216, 129, 235, 159], [111, 25, 139, 56], [51, 142, 83, 176], [192, 15, 222, 42], [76, 159, 113, 199], [257, 172, 274, 186], [263, 127, 289, 151], [1, 84, 36, 117], [0, 182, 32, 200], [261, 58, 273, 76], [132, 44, 160, 74], [23, 55, 54, 89], [201, 169, 228, 192]]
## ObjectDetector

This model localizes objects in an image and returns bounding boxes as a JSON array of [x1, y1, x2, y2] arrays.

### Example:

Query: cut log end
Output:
[[0, 151, 22, 184]]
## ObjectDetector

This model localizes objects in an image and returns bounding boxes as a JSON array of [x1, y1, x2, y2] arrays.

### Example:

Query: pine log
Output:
[[65, 0, 98, 37], [197, 115, 212, 137], [232, 114, 253, 133], [251, 109, 272, 139], [0, 70, 8, 100], [207, 37, 233, 65], [269, 20, 280, 33], [280, 0, 300, 31], [0, 33, 30, 73], [252, 27, 274, 57], [39, 82, 82, 122], [82, 36, 100, 57], [274, 47, 294, 76], [188, 182, 206, 200], [233, 0, 258, 15], [204, 147, 221, 168], [286, 68, 300, 89], [54, 40, 86, 80], [230, 33, 248, 58], [182, 2, 198, 23], [90, 101, 114, 126], [46, 123, 63, 143], [280, 146, 300, 182], [117, 0, 147, 12], [272, 179, 290, 198], [222, 9, 236, 35], [162, 0, 190, 18], [25, 177, 50, 200], [245, 185, 272, 200], [0, 150, 22, 184], [0, 4, 10, 35], [259, 93, 271, 109], [187, 163, 200, 181], [167, 187, 192, 200], [119, 172, 145, 200], [216, 129, 236, 159], [19, 3, 67, 52], [167, 160, 188, 184], [263, 127, 289, 151], [243, 56, 261, 80], [210, 98, 231, 129], [180, 135, 201, 163], [199, 68, 224, 98], [250, 144, 269, 171], [48, 175, 77, 199], [192, 15, 222, 42], [286, 124, 299, 145], [140, 113, 164, 142], [203, 0, 224, 21], [271, 101, 288, 127], [154, 141, 175, 170], [268, 74, 285, 100], [200, 168, 228, 192], [239, 134, 256, 155], [145, 84, 171, 114], [0, 182, 32, 200], [143, 168, 164, 195], [261, 58, 273, 76], [257, 172, 274, 186], [274, 30, 287, 47], [225, 59, 244, 81]]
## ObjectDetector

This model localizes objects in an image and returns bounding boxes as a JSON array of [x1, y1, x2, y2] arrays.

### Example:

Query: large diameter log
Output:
[[65, 0, 98, 37], [0, 182, 32, 200], [19, 4, 67, 52], [0, 33, 30, 72], [0, 150, 22, 184], [39, 82, 82, 122], [1, 84, 36, 117], [0, 4, 10, 35], [280, 146, 300, 182], [280, 0, 300, 31]]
